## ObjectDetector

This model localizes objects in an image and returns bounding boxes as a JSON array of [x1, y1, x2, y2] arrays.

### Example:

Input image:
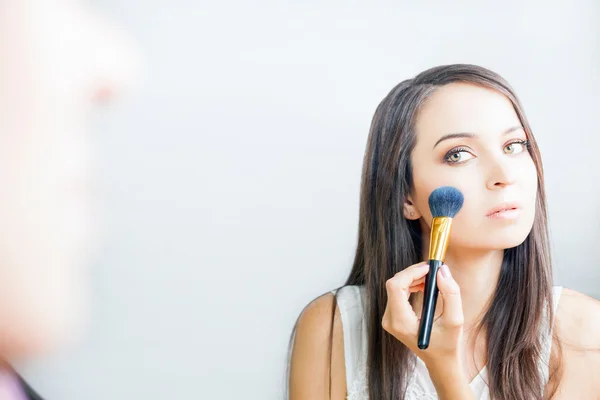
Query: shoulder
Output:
[[555, 288, 600, 347], [293, 285, 364, 339], [289, 292, 346, 400], [552, 288, 600, 399], [296, 292, 343, 341]]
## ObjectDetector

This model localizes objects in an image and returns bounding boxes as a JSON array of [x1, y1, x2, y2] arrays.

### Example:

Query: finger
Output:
[[409, 283, 425, 293], [407, 278, 425, 294], [436, 264, 464, 328], [385, 263, 429, 322], [409, 276, 426, 287], [391, 262, 429, 289]]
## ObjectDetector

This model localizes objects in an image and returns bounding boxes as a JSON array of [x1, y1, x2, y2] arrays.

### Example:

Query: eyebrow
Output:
[[433, 125, 524, 149]]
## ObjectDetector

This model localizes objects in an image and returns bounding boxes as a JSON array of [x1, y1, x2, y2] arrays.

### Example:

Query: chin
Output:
[[0, 287, 87, 359], [453, 222, 533, 252], [10, 311, 84, 359], [485, 226, 533, 250]]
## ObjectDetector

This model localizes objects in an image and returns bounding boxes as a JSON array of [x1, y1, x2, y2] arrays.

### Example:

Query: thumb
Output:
[[436, 264, 464, 328]]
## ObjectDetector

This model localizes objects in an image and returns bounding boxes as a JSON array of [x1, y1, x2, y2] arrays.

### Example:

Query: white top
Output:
[[333, 285, 563, 400]]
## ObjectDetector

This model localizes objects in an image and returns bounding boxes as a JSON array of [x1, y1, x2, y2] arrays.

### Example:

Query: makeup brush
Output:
[[417, 186, 464, 350]]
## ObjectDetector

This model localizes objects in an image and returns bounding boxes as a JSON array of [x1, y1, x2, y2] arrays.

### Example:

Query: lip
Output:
[[486, 202, 521, 217]]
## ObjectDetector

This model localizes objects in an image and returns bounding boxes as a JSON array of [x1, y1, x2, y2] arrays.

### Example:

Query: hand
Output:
[[381, 261, 464, 371]]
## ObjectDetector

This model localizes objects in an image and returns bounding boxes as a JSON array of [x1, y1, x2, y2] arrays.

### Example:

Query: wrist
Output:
[[427, 360, 464, 384], [423, 353, 461, 378], [426, 359, 473, 399]]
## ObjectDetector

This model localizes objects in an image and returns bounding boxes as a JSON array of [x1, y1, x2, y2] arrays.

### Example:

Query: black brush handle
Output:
[[417, 259, 442, 350]]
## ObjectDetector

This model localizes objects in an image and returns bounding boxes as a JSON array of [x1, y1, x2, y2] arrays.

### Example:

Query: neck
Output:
[[414, 242, 503, 331], [411, 246, 503, 372], [440, 248, 503, 331]]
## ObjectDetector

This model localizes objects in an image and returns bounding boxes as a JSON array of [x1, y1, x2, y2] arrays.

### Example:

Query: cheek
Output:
[[526, 162, 539, 199], [522, 160, 539, 222], [411, 166, 480, 220]]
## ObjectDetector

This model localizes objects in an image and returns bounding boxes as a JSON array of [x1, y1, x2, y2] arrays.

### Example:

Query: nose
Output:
[[485, 156, 516, 190], [82, 8, 141, 104]]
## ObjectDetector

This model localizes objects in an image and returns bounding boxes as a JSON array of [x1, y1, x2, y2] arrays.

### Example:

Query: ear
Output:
[[403, 194, 421, 220]]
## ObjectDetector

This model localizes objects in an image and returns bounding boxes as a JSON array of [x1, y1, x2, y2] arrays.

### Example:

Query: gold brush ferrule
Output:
[[428, 216, 453, 261]]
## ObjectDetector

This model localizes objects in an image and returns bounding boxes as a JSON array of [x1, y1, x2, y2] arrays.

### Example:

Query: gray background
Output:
[[21, 1, 600, 399]]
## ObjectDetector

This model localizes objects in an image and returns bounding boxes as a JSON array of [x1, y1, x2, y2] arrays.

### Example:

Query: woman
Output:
[[288, 64, 600, 399], [0, 1, 137, 398]]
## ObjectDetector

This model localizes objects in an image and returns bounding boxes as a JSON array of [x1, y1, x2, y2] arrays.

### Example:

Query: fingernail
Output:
[[441, 264, 451, 278]]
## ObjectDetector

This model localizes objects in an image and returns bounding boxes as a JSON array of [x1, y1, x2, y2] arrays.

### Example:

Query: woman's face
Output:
[[0, 1, 137, 357], [406, 82, 538, 252]]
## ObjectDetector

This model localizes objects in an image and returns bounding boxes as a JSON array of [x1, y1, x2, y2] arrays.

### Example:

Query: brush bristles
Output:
[[428, 186, 464, 218]]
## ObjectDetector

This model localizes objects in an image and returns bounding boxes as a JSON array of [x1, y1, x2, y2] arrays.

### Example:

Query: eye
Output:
[[504, 140, 529, 155], [444, 148, 475, 164]]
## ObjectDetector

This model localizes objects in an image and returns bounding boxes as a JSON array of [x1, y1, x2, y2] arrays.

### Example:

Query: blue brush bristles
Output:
[[428, 186, 464, 218]]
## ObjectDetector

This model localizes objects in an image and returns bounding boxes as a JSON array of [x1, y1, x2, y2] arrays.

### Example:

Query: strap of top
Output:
[[540, 286, 563, 385], [332, 286, 367, 390]]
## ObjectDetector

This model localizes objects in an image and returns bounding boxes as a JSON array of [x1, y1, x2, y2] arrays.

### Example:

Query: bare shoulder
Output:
[[555, 288, 600, 347], [552, 288, 600, 399], [289, 292, 346, 400]]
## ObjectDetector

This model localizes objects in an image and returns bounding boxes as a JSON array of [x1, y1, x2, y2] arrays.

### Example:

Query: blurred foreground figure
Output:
[[0, 1, 138, 398]]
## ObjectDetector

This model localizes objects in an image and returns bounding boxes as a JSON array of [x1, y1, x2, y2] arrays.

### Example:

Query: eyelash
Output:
[[443, 140, 531, 164]]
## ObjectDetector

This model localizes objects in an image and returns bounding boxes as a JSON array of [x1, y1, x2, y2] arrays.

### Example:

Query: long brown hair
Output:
[[287, 64, 560, 399]]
